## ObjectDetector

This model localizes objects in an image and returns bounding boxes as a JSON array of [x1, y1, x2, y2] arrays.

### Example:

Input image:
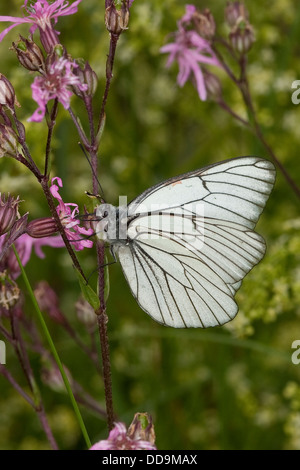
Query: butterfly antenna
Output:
[[78, 142, 106, 201]]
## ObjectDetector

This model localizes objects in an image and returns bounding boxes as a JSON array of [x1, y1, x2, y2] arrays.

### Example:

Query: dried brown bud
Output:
[[0, 193, 21, 235], [0, 271, 20, 310], [127, 413, 156, 447], [26, 217, 58, 238], [225, 1, 249, 27], [12, 35, 45, 72], [193, 8, 216, 40], [105, 1, 130, 35]]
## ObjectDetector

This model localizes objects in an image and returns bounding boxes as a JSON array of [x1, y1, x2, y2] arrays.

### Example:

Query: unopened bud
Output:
[[12, 35, 45, 72], [0, 271, 20, 310], [193, 8, 216, 40], [39, 24, 61, 54], [203, 71, 222, 100], [0, 74, 17, 110], [26, 217, 58, 238], [41, 361, 72, 392], [75, 297, 97, 330], [105, 1, 130, 35], [127, 413, 156, 447], [0, 193, 21, 235], [34, 280, 66, 324], [0, 124, 19, 158], [45, 45, 65, 72], [225, 1, 249, 27], [229, 22, 255, 54], [72, 61, 98, 98]]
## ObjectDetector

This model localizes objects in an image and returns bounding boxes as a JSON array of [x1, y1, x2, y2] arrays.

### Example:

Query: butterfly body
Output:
[[95, 157, 276, 329]]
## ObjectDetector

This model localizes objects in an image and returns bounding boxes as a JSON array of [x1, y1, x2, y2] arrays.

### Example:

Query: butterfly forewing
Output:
[[113, 156, 276, 328]]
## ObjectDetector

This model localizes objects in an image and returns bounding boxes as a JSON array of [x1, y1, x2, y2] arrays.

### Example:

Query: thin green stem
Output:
[[12, 245, 92, 449]]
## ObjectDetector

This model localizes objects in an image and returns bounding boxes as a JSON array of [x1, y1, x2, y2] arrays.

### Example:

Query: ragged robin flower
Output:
[[0, 232, 65, 280], [0, 0, 83, 53], [50, 176, 94, 251], [160, 5, 221, 101], [28, 55, 88, 122]]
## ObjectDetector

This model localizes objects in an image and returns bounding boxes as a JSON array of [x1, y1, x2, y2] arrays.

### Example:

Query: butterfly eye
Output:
[[103, 210, 108, 218]]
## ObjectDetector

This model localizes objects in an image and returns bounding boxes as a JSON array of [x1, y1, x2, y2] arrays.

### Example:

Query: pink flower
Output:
[[179, 4, 197, 25], [28, 57, 87, 122], [0, 1, 82, 46], [0, 232, 65, 279], [160, 6, 221, 101], [90, 422, 156, 450], [50, 176, 93, 251]]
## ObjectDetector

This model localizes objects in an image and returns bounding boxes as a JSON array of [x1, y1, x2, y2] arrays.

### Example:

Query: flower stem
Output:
[[68, 106, 90, 149], [237, 61, 300, 199], [96, 241, 115, 431], [8, 311, 58, 449], [214, 44, 300, 199], [12, 244, 92, 449], [216, 98, 250, 128], [44, 99, 58, 177], [0, 364, 34, 407], [97, 33, 120, 135]]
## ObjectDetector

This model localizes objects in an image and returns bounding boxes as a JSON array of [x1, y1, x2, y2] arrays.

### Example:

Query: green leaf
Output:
[[103, 255, 110, 303], [75, 267, 101, 311]]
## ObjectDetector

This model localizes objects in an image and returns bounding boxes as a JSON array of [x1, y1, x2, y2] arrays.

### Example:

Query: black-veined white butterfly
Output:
[[95, 156, 276, 328]]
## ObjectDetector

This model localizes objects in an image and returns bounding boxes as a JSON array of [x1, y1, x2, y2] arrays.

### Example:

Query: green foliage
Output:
[[0, 0, 300, 450]]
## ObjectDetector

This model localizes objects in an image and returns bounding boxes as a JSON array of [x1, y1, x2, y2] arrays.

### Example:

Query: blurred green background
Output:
[[0, 0, 300, 450]]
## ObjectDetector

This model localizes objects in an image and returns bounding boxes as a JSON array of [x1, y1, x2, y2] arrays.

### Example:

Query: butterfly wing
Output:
[[114, 157, 276, 328]]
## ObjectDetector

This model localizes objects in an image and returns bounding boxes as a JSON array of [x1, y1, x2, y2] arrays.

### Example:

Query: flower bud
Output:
[[0, 74, 17, 110], [127, 413, 156, 447], [34, 280, 66, 324], [39, 24, 61, 54], [12, 36, 45, 72], [105, 1, 130, 35], [0, 193, 21, 235], [41, 361, 72, 392], [203, 71, 222, 100], [26, 217, 58, 238], [0, 271, 20, 311], [0, 124, 19, 158], [225, 1, 249, 27], [229, 22, 255, 54], [75, 297, 97, 330], [72, 62, 98, 98], [193, 8, 216, 40], [45, 45, 65, 73]]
